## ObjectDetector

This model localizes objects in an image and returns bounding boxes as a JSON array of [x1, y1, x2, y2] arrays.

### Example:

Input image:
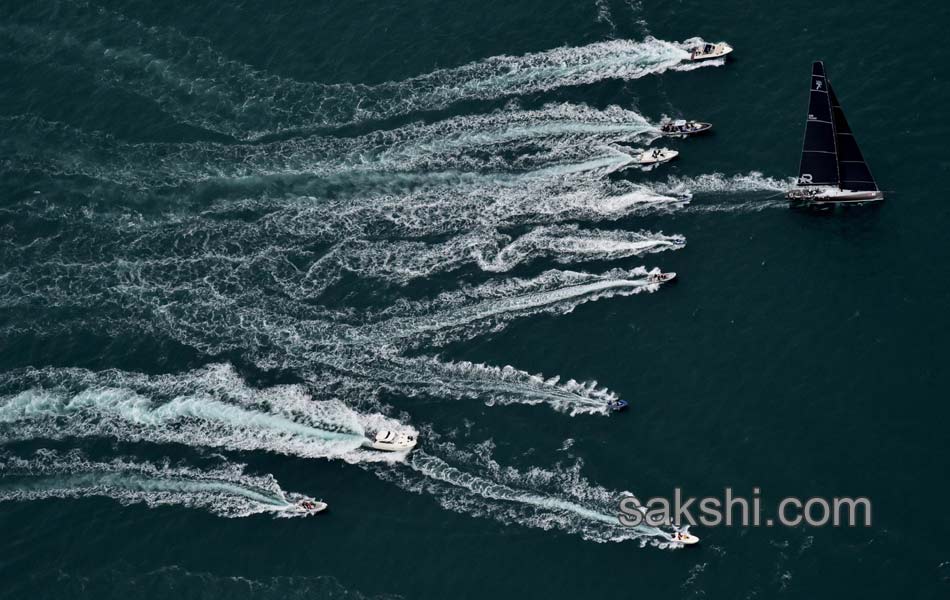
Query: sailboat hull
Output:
[[786, 187, 884, 205]]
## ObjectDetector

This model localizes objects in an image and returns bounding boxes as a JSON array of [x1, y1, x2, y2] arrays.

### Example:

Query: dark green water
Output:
[[1, 0, 949, 598]]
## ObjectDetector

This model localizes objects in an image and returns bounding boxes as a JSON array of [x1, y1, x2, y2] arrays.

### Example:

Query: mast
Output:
[[828, 83, 879, 191], [796, 61, 839, 187]]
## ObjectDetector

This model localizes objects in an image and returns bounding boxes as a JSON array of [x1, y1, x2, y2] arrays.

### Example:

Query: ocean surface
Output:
[[1, 1, 949, 598]]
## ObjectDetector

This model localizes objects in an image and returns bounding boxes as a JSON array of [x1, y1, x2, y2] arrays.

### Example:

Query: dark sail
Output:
[[829, 83, 879, 191], [796, 61, 838, 186]]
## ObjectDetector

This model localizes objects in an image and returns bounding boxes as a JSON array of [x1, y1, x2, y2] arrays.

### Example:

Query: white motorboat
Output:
[[634, 148, 678, 166], [647, 270, 676, 284], [292, 499, 328, 515], [689, 42, 733, 61], [672, 531, 700, 545], [363, 429, 417, 452]]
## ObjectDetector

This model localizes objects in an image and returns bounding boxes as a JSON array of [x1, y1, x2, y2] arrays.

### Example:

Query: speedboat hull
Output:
[[647, 271, 676, 284], [607, 399, 629, 412], [362, 430, 418, 452], [292, 500, 328, 515], [689, 42, 733, 61], [661, 122, 712, 137], [674, 532, 700, 545], [635, 148, 678, 165]]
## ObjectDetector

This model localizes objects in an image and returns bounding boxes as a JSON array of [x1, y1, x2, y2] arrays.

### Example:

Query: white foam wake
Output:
[[261, 158, 683, 247], [302, 226, 684, 292], [1, 6, 718, 138], [0, 450, 321, 518], [0, 364, 412, 464], [373, 439, 677, 546], [1, 161, 685, 309], [642, 172, 793, 213], [1, 104, 660, 188], [359, 355, 625, 416], [353, 267, 666, 350]]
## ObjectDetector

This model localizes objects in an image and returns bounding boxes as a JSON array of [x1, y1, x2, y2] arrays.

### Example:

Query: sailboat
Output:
[[786, 61, 883, 205]]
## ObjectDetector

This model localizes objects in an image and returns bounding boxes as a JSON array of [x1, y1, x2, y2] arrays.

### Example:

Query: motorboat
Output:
[[647, 270, 676, 284], [607, 399, 629, 412], [672, 531, 700, 545], [634, 148, 678, 166], [293, 499, 328, 515], [689, 42, 733, 61], [363, 429, 417, 452], [786, 61, 884, 206], [660, 119, 712, 137]]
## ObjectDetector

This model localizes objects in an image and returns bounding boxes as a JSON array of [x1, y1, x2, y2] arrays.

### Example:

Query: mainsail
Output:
[[796, 61, 838, 187], [796, 61, 879, 192]]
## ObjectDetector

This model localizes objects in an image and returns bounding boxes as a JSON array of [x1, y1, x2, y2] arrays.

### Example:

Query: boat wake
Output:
[[350, 267, 666, 351], [303, 226, 684, 291], [319, 354, 625, 417], [0, 450, 321, 518], [1, 104, 660, 190], [0, 364, 411, 464], [0, 4, 720, 138], [372, 438, 678, 546], [0, 1, 737, 551]]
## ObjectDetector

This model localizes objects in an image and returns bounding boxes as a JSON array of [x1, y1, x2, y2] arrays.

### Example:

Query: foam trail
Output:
[[474, 226, 684, 272], [267, 157, 684, 247], [0, 5, 717, 138], [350, 355, 624, 416], [645, 172, 793, 213], [373, 440, 676, 546], [0, 163, 685, 308], [0, 450, 321, 518], [1, 105, 659, 188], [0, 364, 412, 464], [594, 0, 617, 31], [0, 146, 682, 278], [652, 172, 791, 196], [2, 266, 669, 372], [303, 226, 684, 291], [352, 267, 666, 350]]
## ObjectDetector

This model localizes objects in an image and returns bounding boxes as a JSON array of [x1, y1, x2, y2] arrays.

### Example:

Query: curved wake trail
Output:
[[303, 226, 684, 291], [353, 267, 666, 350], [1, 105, 659, 188], [234, 155, 684, 244], [0, 364, 411, 464], [2, 266, 664, 415], [0, 450, 320, 518], [647, 172, 793, 211], [473, 226, 684, 272], [373, 441, 675, 546], [1, 158, 685, 308], [0, 4, 720, 138], [329, 355, 624, 416]]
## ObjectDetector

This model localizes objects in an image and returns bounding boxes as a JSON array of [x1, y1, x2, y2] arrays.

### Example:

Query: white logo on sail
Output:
[[814, 80, 823, 90], [799, 174, 813, 184]]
